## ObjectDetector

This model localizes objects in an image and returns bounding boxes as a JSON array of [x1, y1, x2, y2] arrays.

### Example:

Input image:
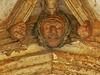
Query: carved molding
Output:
[[64, 0, 97, 26], [5, 0, 98, 28], [6, 0, 39, 28]]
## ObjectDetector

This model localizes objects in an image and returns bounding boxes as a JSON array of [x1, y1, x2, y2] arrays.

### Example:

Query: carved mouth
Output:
[[46, 40, 61, 48], [48, 36, 59, 41], [47, 38, 61, 43], [48, 38, 57, 41]]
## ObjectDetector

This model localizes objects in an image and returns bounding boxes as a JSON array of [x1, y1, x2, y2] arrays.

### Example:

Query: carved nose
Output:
[[51, 27, 56, 35]]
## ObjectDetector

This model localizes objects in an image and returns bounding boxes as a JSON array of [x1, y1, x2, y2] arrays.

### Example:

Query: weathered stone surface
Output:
[[8, 23, 26, 40], [53, 51, 100, 75], [0, 38, 17, 46], [7, 0, 39, 28], [78, 20, 92, 39], [0, 0, 99, 75], [88, 0, 100, 20], [0, 30, 9, 39], [54, 41, 100, 57], [0, 51, 52, 75], [87, 20, 100, 41], [64, 0, 97, 27], [0, 0, 17, 23]]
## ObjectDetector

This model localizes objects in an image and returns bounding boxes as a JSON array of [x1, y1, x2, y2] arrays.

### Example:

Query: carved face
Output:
[[40, 15, 65, 47], [45, 0, 58, 14], [13, 23, 26, 39], [8, 23, 26, 40], [45, 0, 57, 8]]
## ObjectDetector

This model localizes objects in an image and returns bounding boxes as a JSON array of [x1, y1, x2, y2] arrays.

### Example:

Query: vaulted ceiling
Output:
[[0, 0, 99, 27]]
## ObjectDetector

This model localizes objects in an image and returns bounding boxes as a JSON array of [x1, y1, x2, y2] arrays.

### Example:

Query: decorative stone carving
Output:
[[32, 0, 72, 48], [34, 11, 71, 48], [87, 19, 100, 42], [78, 20, 92, 39], [40, 15, 66, 47], [44, 0, 59, 14], [7, 0, 38, 28], [77, 19, 100, 47], [8, 23, 26, 40], [64, 0, 97, 26]]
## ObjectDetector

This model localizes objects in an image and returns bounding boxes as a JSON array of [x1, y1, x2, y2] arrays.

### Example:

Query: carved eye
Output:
[[56, 24, 62, 28], [47, 25, 50, 28]]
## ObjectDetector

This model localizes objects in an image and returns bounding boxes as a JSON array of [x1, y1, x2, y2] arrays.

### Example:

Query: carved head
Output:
[[35, 11, 71, 48], [45, 0, 58, 8], [45, 0, 58, 14], [8, 23, 26, 40], [40, 15, 65, 47]]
